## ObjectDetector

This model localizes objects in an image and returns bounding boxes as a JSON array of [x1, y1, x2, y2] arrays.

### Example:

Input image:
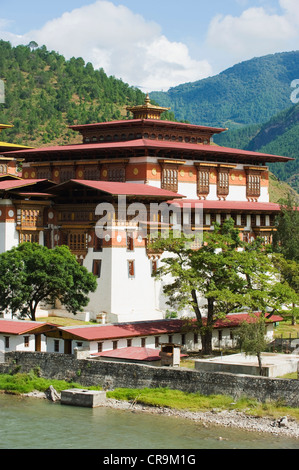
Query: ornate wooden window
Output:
[[37, 167, 51, 179], [69, 232, 87, 252], [197, 167, 210, 197], [84, 166, 100, 180], [241, 214, 247, 226], [59, 231, 88, 256], [246, 172, 261, 198], [19, 231, 39, 244], [161, 165, 178, 192], [108, 166, 126, 182], [19, 209, 43, 228], [251, 215, 257, 227], [60, 166, 75, 182], [217, 168, 230, 198], [260, 214, 266, 226]]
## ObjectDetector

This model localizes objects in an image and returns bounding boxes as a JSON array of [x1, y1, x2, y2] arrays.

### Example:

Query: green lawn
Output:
[[37, 316, 94, 326], [0, 371, 101, 395], [274, 320, 299, 338]]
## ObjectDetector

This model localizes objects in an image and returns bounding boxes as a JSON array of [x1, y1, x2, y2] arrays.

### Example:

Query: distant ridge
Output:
[[150, 51, 299, 128]]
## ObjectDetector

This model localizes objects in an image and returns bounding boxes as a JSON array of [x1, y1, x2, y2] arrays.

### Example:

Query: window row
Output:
[[17, 209, 43, 227], [96, 333, 201, 352], [206, 213, 276, 227], [4, 336, 29, 349], [162, 166, 262, 198], [83, 133, 209, 144], [92, 259, 158, 279]]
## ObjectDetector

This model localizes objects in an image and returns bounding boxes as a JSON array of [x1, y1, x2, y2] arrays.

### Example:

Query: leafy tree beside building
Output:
[[151, 219, 293, 355], [0, 243, 97, 321]]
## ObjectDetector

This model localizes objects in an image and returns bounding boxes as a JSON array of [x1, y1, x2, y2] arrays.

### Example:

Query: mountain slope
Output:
[[0, 40, 145, 147], [214, 103, 299, 193], [150, 51, 299, 128]]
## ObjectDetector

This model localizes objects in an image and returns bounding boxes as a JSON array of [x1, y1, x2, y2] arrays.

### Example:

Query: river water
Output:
[[0, 394, 299, 450]]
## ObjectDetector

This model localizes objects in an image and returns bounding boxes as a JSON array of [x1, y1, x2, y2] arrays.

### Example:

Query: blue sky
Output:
[[0, 0, 298, 91]]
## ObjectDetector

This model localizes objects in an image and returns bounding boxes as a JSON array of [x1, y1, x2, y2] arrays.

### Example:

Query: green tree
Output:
[[151, 219, 288, 355], [0, 243, 97, 321], [235, 315, 268, 375], [272, 255, 299, 325], [273, 195, 299, 262]]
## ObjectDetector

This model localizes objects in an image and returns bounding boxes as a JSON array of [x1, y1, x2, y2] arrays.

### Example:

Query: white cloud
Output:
[[206, 1, 299, 68], [0, 0, 212, 91]]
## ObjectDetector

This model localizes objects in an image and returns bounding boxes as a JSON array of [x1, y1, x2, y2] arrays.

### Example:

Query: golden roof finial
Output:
[[126, 93, 170, 120]]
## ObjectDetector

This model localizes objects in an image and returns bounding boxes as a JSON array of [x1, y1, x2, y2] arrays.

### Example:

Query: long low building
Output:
[[0, 313, 282, 356]]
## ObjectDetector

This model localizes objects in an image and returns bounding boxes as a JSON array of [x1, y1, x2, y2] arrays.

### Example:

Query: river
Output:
[[0, 394, 298, 450]]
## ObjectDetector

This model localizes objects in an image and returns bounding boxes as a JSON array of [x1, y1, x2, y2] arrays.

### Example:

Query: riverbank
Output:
[[23, 390, 299, 439]]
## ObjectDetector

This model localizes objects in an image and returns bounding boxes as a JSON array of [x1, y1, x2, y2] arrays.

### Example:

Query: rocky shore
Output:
[[105, 398, 299, 439], [25, 389, 299, 439]]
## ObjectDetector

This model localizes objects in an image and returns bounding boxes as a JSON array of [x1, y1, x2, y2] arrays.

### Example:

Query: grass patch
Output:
[[0, 371, 101, 395], [107, 387, 299, 422], [274, 320, 299, 338], [37, 316, 94, 326]]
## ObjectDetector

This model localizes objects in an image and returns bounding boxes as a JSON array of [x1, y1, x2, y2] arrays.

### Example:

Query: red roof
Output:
[[92, 346, 162, 362], [0, 179, 48, 191], [69, 118, 226, 134], [213, 313, 283, 328], [0, 319, 49, 335], [168, 199, 281, 212], [60, 319, 183, 341], [92, 346, 188, 361], [50, 179, 184, 198], [59, 314, 282, 341], [4, 139, 292, 163]]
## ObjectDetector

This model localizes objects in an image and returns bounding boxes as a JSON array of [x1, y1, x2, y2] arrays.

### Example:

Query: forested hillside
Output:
[[150, 51, 299, 128], [0, 41, 297, 195], [214, 103, 299, 193], [0, 40, 146, 146]]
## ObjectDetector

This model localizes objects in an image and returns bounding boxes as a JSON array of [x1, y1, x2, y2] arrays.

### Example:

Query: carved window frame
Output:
[[161, 164, 178, 192], [196, 166, 210, 198], [246, 171, 261, 198], [60, 166, 76, 183], [217, 168, 230, 197]]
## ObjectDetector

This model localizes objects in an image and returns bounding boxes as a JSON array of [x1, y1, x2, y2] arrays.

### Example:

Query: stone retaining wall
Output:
[[1, 351, 299, 407]]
